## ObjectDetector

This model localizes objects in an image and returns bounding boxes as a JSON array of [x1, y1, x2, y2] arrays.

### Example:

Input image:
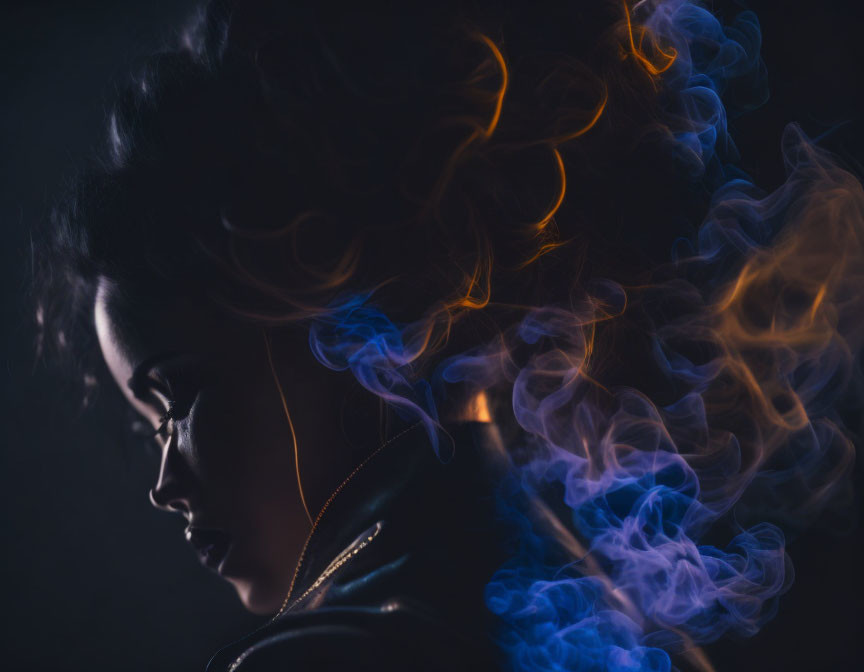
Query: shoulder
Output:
[[227, 600, 499, 672]]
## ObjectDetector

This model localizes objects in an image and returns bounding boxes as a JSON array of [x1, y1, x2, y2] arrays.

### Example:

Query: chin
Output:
[[229, 576, 286, 615]]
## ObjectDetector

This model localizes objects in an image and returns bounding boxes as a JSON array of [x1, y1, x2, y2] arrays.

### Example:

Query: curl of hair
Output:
[[34, 0, 710, 396]]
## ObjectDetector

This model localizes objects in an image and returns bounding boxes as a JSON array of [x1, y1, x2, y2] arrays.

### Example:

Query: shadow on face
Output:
[[93, 276, 376, 614]]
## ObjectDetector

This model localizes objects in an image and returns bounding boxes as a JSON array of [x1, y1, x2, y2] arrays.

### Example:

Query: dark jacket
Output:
[[204, 420, 509, 671]]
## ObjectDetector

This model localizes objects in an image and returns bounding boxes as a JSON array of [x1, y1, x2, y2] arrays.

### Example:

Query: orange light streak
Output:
[[515, 238, 575, 269], [532, 148, 567, 234], [623, 1, 677, 76], [458, 259, 493, 309], [809, 283, 827, 322], [447, 244, 493, 311], [263, 330, 314, 527], [473, 32, 509, 140], [552, 88, 609, 144]]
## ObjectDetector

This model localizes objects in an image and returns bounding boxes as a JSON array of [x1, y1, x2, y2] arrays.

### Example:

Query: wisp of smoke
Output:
[[306, 2, 862, 669]]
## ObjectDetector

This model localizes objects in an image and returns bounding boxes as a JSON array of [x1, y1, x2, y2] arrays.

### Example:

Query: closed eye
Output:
[[129, 418, 168, 460]]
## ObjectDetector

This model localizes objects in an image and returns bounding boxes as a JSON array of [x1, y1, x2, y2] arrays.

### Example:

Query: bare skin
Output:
[[93, 277, 387, 613], [94, 276, 491, 614]]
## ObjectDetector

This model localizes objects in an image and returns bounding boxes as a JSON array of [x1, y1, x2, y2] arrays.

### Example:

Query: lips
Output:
[[185, 526, 233, 571]]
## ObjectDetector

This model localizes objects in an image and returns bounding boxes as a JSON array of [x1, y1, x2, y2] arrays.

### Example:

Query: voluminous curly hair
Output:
[[35, 0, 708, 399]]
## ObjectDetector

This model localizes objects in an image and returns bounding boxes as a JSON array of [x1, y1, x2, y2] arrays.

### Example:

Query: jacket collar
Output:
[[271, 417, 506, 618], [205, 418, 507, 672]]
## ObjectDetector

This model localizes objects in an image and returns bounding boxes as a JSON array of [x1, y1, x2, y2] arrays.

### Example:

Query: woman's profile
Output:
[[33, 0, 863, 670]]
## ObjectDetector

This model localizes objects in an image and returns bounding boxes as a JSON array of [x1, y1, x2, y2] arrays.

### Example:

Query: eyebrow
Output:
[[127, 351, 182, 401]]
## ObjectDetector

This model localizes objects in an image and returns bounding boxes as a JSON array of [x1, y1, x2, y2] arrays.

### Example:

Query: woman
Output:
[[35, 0, 863, 670]]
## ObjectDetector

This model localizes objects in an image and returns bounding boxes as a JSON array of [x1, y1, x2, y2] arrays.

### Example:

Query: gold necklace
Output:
[[226, 419, 422, 671], [269, 420, 423, 622]]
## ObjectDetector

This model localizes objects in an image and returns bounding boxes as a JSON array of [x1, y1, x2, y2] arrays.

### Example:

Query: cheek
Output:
[[183, 380, 304, 594], [182, 381, 298, 527]]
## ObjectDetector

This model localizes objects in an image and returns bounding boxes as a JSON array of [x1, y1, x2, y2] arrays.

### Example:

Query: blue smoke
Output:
[[475, 112, 863, 669], [645, 0, 767, 182], [304, 2, 863, 670], [307, 290, 445, 456], [470, 2, 863, 669]]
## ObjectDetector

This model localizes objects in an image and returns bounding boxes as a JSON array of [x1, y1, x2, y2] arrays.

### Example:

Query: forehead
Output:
[[93, 277, 250, 382], [96, 279, 198, 363]]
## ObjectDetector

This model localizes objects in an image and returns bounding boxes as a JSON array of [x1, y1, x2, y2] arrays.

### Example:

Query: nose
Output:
[[148, 435, 195, 514]]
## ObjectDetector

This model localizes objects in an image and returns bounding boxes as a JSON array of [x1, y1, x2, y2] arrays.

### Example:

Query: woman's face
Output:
[[93, 277, 366, 614]]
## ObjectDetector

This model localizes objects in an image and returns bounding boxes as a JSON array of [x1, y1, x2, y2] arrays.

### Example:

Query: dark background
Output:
[[1, 1, 861, 670]]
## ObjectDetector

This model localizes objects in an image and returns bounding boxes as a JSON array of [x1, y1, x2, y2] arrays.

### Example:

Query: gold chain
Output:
[[268, 420, 423, 623]]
